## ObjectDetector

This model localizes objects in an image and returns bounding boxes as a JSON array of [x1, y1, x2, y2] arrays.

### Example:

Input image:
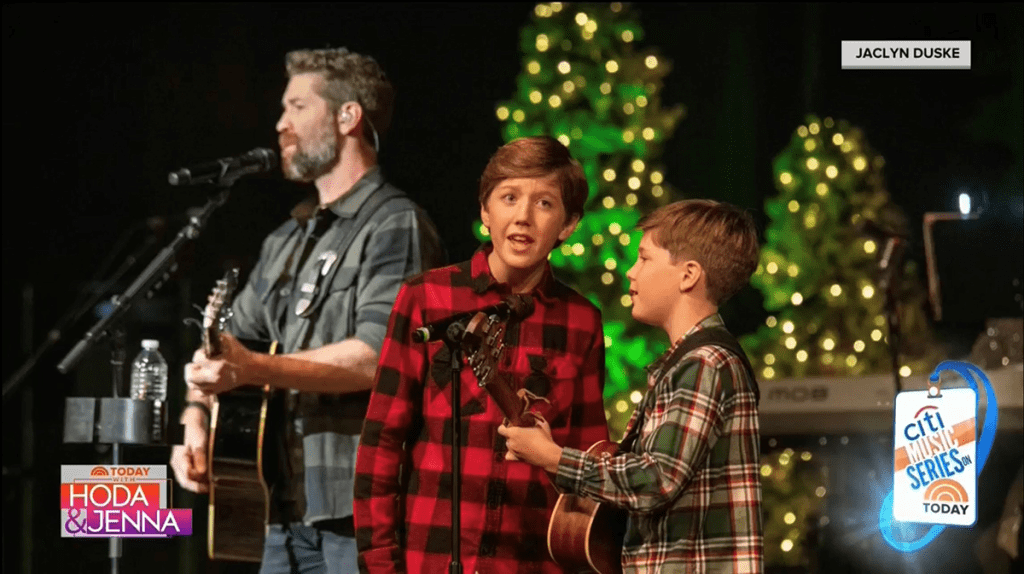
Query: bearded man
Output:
[[171, 47, 444, 574]]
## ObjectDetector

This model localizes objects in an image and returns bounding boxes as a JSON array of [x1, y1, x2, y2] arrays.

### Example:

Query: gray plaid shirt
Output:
[[229, 167, 444, 525]]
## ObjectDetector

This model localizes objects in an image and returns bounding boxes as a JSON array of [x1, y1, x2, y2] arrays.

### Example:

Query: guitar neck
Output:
[[481, 372, 533, 427], [204, 326, 222, 357]]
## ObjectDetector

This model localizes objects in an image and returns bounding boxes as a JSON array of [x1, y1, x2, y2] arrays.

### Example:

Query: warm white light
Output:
[[959, 193, 971, 215]]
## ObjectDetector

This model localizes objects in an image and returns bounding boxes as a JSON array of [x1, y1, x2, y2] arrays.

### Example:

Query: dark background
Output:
[[3, 3, 1021, 573]]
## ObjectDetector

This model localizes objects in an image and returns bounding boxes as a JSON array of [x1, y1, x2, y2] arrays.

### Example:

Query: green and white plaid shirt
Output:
[[554, 314, 763, 573]]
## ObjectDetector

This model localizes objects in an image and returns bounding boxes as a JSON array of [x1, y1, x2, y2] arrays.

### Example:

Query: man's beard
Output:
[[283, 124, 339, 182]]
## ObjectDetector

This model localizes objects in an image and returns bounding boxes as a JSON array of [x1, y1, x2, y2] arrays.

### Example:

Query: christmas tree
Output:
[[759, 446, 828, 568], [482, 2, 685, 436], [740, 115, 941, 380]]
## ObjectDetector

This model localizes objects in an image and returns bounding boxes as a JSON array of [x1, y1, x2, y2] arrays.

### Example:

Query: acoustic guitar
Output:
[[462, 312, 627, 574], [201, 269, 285, 562]]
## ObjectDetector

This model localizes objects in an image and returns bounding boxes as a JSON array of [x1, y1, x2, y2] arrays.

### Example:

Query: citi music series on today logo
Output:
[[892, 388, 977, 526], [61, 465, 192, 538]]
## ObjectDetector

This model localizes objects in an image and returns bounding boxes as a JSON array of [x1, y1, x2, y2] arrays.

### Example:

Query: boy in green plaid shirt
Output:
[[500, 199, 764, 573]]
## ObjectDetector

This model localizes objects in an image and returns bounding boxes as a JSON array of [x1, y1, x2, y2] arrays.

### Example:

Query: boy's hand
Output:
[[497, 419, 563, 473]]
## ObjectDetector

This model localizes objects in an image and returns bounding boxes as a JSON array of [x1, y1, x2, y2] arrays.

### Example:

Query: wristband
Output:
[[183, 401, 212, 422]]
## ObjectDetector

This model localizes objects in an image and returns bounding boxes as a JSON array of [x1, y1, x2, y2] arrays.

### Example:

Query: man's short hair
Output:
[[478, 137, 589, 223], [639, 199, 760, 305], [285, 47, 394, 144]]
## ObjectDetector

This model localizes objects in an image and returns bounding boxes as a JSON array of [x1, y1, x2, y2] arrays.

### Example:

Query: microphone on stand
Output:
[[167, 148, 277, 186], [413, 295, 534, 343]]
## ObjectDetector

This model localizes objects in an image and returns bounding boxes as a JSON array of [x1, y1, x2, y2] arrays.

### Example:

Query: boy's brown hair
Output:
[[638, 199, 760, 305], [478, 136, 588, 224]]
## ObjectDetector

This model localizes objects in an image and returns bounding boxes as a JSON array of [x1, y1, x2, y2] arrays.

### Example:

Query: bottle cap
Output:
[[141, 339, 160, 350]]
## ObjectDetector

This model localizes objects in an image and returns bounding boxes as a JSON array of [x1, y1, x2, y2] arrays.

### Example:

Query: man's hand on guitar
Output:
[[498, 419, 563, 473], [186, 332, 251, 395], [171, 407, 210, 493]]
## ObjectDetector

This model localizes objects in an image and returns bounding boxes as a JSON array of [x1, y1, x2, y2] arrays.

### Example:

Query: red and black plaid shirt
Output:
[[355, 245, 609, 574]]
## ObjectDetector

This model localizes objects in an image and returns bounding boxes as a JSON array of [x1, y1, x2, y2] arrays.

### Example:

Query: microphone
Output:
[[167, 148, 277, 186], [413, 295, 534, 343]]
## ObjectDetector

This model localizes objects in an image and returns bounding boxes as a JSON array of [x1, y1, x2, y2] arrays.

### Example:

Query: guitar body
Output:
[[547, 440, 628, 574], [208, 385, 270, 562]]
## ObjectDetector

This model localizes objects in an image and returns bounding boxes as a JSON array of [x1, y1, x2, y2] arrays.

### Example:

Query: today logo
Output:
[[921, 479, 970, 515]]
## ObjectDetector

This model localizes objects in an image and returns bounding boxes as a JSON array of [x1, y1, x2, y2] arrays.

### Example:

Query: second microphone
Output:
[[412, 295, 535, 343]]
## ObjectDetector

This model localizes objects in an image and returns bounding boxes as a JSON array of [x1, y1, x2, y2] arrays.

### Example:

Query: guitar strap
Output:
[[295, 184, 407, 351], [619, 326, 759, 452]]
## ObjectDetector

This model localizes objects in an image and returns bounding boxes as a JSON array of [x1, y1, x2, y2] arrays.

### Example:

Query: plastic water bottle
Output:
[[130, 339, 168, 442]]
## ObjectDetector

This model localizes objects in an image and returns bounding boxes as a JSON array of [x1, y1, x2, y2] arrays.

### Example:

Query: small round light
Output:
[[605, 60, 619, 73], [645, 55, 658, 69]]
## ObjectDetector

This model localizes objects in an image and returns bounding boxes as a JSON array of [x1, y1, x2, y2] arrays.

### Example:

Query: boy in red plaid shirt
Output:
[[354, 137, 609, 573]]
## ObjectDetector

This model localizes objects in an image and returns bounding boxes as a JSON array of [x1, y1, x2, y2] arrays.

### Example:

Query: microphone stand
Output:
[[56, 185, 231, 574], [442, 322, 466, 574], [878, 236, 906, 394], [2, 227, 158, 402]]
